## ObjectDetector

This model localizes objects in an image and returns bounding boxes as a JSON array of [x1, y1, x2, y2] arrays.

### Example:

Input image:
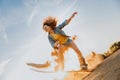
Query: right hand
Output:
[[54, 41, 61, 49]]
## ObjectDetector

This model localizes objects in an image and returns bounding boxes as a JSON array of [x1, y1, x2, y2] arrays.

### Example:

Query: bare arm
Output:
[[66, 12, 78, 24], [57, 12, 78, 29]]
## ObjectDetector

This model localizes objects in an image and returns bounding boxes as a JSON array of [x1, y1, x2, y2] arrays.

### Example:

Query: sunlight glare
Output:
[[53, 70, 67, 80]]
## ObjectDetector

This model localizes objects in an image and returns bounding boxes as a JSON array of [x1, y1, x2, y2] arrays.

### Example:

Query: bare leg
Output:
[[58, 50, 64, 71], [68, 41, 87, 67], [54, 45, 68, 71], [51, 49, 59, 71]]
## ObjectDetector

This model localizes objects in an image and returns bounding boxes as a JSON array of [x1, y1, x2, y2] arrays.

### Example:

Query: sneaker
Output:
[[81, 64, 88, 70]]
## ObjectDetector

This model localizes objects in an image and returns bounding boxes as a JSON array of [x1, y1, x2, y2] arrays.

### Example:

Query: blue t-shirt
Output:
[[48, 20, 72, 48]]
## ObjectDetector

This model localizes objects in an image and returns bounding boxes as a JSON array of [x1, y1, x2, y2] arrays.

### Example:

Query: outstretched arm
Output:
[[57, 12, 78, 29], [66, 12, 78, 24]]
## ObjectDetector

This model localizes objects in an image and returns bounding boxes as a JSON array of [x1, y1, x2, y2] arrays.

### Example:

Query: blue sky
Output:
[[0, 0, 120, 80]]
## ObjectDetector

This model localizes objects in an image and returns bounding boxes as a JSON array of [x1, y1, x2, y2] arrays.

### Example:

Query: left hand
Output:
[[72, 12, 78, 17]]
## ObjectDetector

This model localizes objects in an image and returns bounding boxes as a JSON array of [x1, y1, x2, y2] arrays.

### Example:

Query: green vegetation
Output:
[[104, 41, 120, 57]]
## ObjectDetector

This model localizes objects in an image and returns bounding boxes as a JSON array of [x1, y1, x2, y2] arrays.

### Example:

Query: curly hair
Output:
[[43, 16, 58, 30]]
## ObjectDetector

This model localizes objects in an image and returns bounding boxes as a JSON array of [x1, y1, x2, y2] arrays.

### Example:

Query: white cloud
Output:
[[58, 0, 78, 21], [0, 58, 12, 75], [3, 32, 8, 44], [53, 0, 64, 5], [0, 8, 28, 44], [0, 29, 8, 44], [27, 6, 38, 26]]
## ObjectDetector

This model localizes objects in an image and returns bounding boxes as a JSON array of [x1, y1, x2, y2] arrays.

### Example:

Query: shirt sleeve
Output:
[[57, 20, 67, 29], [48, 35, 55, 48]]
